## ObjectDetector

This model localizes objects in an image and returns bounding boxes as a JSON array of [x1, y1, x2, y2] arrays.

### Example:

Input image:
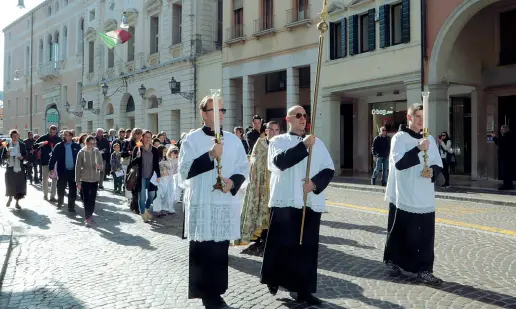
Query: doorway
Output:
[[340, 104, 353, 169], [497, 96, 516, 180], [449, 97, 472, 175]]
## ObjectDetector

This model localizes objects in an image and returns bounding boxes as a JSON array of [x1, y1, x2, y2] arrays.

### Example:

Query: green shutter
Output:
[[329, 22, 335, 60], [368, 8, 376, 51], [379, 5, 391, 48], [341, 17, 347, 57], [349, 15, 358, 56], [401, 0, 410, 43]]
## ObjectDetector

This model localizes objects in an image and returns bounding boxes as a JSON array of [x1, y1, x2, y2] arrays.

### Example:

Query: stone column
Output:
[[427, 84, 449, 136], [223, 78, 238, 131], [242, 75, 255, 127], [405, 82, 422, 108], [317, 93, 341, 174], [354, 100, 370, 173], [286, 67, 299, 111], [471, 88, 487, 179]]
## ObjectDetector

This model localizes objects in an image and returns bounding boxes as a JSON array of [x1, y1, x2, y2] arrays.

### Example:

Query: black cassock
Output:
[[260, 137, 334, 294], [185, 127, 246, 300]]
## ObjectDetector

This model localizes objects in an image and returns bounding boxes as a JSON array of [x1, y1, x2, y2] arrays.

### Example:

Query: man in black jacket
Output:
[[95, 128, 110, 189], [49, 130, 81, 211], [246, 115, 262, 154], [24, 131, 38, 185], [371, 127, 390, 186], [36, 125, 62, 201]]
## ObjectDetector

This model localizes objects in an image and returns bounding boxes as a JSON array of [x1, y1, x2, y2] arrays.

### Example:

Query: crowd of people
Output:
[[0, 125, 182, 226], [4, 92, 507, 309]]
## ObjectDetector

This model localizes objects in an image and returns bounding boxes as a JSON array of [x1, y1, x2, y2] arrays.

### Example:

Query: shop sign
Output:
[[371, 109, 393, 116]]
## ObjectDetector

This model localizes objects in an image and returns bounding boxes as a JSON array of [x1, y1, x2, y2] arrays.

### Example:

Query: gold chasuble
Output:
[[237, 137, 270, 244]]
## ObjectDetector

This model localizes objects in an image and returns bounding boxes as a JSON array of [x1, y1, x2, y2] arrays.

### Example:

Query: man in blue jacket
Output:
[[48, 130, 81, 211], [36, 125, 62, 201]]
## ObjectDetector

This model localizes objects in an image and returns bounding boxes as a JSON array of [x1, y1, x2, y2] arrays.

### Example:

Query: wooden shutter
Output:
[[379, 4, 391, 48], [401, 0, 410, 43], [349, 15, 358, 56], [341, 17, 347, 57], [329, 22, 335, 60], [368, 8, 376, 51]]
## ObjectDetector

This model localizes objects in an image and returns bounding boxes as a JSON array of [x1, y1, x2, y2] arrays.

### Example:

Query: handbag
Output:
[[125, 166, 139, 191], [446, 152, 457, 165]]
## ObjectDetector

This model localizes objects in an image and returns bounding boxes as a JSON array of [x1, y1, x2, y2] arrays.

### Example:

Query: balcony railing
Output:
[[286, 5, 312, 28], [254, 16, 275, 37], [225, 24, 246, 44], [38, 61, 60, 80]]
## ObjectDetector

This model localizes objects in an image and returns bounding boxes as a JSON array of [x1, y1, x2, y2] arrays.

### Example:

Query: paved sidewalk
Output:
[[0, 221, 13, 290], [331, 177, 516, 206]]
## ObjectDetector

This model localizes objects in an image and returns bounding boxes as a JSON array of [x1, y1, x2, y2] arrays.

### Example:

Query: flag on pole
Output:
[[98, 30, 132, 49]]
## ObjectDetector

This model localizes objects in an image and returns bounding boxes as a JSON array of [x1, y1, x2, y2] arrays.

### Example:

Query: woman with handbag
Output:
[[122, 128, 143, 214], [2, 129, 28, 209], [75, 136, 103, 226], [438, 132, 453, 188], [127, 130, 161, 223]]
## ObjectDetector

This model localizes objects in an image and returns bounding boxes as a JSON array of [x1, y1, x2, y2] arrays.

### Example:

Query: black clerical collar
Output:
[[265, 139, 270, 145], [400, 124, 423, 139], [288, 131, 306, 138], [202, 126, 223, 137]]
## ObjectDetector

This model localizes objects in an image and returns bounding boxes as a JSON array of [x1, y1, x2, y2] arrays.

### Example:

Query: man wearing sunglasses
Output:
[[371, 126, 390, 186], [178, 95, 249, 309], [261, 105, 335, 305]]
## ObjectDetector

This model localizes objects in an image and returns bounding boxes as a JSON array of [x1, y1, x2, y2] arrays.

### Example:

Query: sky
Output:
[[0, 0, 45, 92]]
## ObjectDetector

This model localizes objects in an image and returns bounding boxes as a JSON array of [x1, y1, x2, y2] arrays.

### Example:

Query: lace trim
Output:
[[387, 197, 435, 214], [268, 199, 326, 213], [185, 202, 241, 242]]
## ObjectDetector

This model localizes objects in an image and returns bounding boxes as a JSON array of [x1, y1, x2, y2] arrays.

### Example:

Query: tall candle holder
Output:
[[210, 89, 225, 192], [421, 91, 433, 178]]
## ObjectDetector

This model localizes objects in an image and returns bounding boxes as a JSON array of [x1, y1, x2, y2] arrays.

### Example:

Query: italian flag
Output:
[[98, 30, 132, 49]]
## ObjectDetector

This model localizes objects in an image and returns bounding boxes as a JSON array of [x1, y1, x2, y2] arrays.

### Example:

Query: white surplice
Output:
[[268, 133, 335, 213], [178, 129, 249, 242]]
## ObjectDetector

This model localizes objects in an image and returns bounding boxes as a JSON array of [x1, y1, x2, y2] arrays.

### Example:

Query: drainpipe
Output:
[[420, 0, 426, 93], [29, 10, 34, 130]]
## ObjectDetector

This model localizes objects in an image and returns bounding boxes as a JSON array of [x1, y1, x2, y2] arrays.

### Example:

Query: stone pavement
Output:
[[0, 169, 515, 308]]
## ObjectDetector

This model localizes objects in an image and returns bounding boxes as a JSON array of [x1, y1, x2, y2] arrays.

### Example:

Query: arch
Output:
[[106, 103, 114, 115], [428, 0, 503, 85], [119, 93, 135, 131], [126, 96, 135, 112], [148, 95, 159, 109], [104, 19, 118, 31]]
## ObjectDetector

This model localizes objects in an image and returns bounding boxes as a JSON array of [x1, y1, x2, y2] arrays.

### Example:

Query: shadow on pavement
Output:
[[10, 207, 51, 230], [317, 244, 516, 308], [228, 255, 404, 309], [319, 235, 375, 249], [0, 286, 84, 308], [321, 220, 386, 235]]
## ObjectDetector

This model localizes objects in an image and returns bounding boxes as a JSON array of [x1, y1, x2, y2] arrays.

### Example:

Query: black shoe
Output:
[[385, 260, 402, 276], [15, 203, 21, 210], [57, 203, 63, 208], [201, 296, 228, 309], [68, 208, 76, 213], [49, 197, 57, 203], [296, 293, 322, 305], [6, 197, 12, 207], [43, 196, 48, 201], [98, 185, 104, 190], [417, 271, 443, 286], [267, 284, 278, 296]]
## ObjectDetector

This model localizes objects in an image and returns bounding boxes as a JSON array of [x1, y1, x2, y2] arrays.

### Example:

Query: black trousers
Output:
[[500, 159, 514, 188], [57, 170, 77, 209], [441, 162, 450, 186], [81, 181, 98, 219]]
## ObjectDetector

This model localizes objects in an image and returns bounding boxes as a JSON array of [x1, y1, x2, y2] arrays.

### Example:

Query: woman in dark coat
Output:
[[122, 128, 142, 214], [127, 130, 161, 223], [2, 129, 28, 209]]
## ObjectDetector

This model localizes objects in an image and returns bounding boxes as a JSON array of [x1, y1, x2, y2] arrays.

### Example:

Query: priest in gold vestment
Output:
[[236, 121, 280, 255]]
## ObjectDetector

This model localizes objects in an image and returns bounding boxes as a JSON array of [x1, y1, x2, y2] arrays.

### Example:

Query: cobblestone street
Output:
[[0, 169, 515, 308]]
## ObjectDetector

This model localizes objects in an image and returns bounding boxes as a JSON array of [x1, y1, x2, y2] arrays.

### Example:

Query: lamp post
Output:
[[120, 12, 129, 29], [169, 77, 193, 100]]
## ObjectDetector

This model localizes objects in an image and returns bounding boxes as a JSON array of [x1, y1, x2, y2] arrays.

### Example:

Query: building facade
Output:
[[3, 0, 83, 136], [79, 0, 222, 140], [221, 0, 320, 132], [426, 0, 516, 180]]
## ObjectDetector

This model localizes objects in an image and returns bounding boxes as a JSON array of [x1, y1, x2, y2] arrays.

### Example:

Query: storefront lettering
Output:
[[371, 109, 394, 115]]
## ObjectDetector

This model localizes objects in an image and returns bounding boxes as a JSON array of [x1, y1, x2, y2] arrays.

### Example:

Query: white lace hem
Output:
[[386, 197, 435, 214], [269, 199, 326, 213]]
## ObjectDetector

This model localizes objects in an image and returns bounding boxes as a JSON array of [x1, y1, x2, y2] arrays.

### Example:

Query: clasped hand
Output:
[[302, 178, 316, 194]]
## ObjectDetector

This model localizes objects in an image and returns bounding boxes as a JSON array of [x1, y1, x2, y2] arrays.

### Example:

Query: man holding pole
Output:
[[178, 94, 249, 309], [383, 99, 443, 285], [260, 105, 334, 305]]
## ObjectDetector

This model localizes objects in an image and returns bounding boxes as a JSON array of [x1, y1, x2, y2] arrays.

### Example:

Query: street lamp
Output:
[[81, 98, 87, 109], [120, 12, 129, 29], [17, 0, 25, 9], [169, 77, 194, 100], [101, 80, 109, 96], [13, 70, 20, 81], [138, 84, 147, 97]]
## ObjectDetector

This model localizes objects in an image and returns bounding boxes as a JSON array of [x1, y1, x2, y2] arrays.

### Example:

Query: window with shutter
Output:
[[401, 0, 410, 43], [391, 3, 402, 45], [341, 17, 347, 57], [359, 14, 369, 53], [329, 20, 345, 60], [368, 8, 376, 51], [349, 15, 358, 56], [329, 21, 335, 60], [379, 4, 390, 48]]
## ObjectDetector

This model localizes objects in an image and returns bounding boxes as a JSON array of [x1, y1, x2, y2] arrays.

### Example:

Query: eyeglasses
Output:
[[205, 108, 227, 114], [290, 113, 307, 119], [382, 129, 387, 132]]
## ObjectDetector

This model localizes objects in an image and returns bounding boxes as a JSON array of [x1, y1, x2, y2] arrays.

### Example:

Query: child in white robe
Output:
[[153, 145, 176, 216]]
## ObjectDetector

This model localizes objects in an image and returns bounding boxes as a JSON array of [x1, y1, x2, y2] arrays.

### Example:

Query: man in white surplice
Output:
[[178, 95, 249, 309], [260, 105, 335, 305]]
